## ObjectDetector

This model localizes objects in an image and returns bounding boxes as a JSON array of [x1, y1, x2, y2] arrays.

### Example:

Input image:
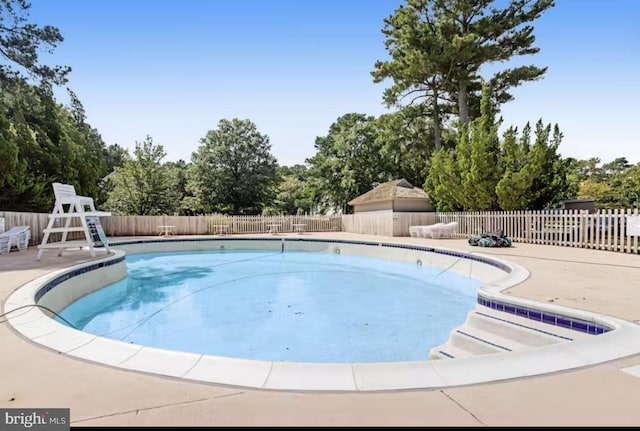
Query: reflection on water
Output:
[[64, 265, 213, 329], [58, 250, 481, 362]]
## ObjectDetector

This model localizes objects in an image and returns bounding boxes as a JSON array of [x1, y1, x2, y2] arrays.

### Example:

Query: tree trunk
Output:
[[433, 94, 442, 152], [458, 80, 469, 125]]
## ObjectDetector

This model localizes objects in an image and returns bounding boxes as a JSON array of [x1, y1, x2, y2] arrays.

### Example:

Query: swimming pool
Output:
[[9, 236, 637, 391], [57, 249, 482, 362]]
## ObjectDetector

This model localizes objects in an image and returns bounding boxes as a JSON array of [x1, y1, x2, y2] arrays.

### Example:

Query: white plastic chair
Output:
[[419, 223, 445, 238], [0, 236, 9, 254], [431, 221, 458, 239], [409, 226, 421, 237], [52, 182, 98, 212], [0, 225, 31, 253]]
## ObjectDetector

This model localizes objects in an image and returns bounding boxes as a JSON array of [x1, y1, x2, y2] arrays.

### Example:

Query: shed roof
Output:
[[348, 179, 429, 206]]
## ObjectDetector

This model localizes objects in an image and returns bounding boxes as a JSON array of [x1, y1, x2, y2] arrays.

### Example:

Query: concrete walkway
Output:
[[1, 233, 640, 426]]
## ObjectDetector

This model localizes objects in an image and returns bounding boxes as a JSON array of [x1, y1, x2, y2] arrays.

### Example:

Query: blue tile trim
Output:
[[477, 295, 612, 335], [378, 242, 511, 272], [438, 350, 455, 359], [35, 255, 125, 303], [113, 237, 512, 272], [109, 237, 283, 247], [379, 242, 434, 252], [286, 238, 511, 272], [288, 238, 380, 247], [456, 330, 512, 351], [475, 311, 573, 341]]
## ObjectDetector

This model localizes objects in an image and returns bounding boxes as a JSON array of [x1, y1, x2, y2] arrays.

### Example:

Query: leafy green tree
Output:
[[190, 118, 278, 214], [602, 157, 631, 179], [179, 163, 206, 215], [306, 113, 390, 213], [564, 157, 598, 198], [427, 84, 567, 211], [375, 106, 435, 187], [621, 164, 640, 209], [446, 0, 554, 124], [496, 120, 566, 210], [262, 164, 315, 215], [0, 98, 31, 209], [0, 5, 108, 212], [0, 82, 107, 211], [165, 159, 188, 197], [372, 1, 453, 151], [0, 0, 70, 85], [373, 0, 554, 149], [563, 156, 640, 208], [164, 159, 193, 215], [64, 89, 108, 200], [6, 83, 76, 210], [277, 164, 308, 181], [104, 143, 129, 174], [573, 158, 639, 209], [263, 176, 314, 215], [424, 148, 463, 211], [566, 157, 605, 182], [463, 85, 502, 210], [98, 145, 130, 207], [495, 125, 533, 210], [577, 179, 618, 209], [104, 136, 180, 215], [424, 122, 475, 211], [526, 121, 567, 209]]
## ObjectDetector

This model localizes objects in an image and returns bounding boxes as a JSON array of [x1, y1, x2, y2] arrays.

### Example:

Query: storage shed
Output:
[[562, 199, 596, 214], [347, 179, 434, 213], [342, 179, 436, 237]]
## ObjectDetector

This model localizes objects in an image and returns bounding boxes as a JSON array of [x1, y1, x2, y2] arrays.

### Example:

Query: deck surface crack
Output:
[[440, 390, 485, 425], [71, 392, 245, 424]]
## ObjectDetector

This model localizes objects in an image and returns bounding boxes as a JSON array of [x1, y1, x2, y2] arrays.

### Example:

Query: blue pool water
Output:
[[58, 250, 481, 362]]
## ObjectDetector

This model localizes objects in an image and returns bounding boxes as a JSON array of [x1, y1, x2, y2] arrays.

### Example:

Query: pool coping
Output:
[[5, 237, 640, 392]]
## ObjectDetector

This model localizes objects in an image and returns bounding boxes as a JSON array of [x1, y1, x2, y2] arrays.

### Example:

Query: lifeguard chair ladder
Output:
[[36, 183, 112, 261]]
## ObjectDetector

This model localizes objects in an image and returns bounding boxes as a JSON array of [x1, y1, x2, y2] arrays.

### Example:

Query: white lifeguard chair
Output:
[[36, 183, 112, 261]]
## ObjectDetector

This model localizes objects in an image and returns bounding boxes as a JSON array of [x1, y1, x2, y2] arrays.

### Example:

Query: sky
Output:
[[27, 0, 640, 167]]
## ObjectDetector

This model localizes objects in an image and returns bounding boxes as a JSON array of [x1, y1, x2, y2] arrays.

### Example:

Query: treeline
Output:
[[1, 0, 638, 216], [1, 70, 637, 217]]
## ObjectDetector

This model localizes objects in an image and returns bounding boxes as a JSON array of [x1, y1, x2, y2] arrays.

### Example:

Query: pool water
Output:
[[59, 250, 481, 362]]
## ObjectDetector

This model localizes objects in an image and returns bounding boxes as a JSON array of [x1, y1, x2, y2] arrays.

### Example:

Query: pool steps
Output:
[[430, 305, 593, 360]]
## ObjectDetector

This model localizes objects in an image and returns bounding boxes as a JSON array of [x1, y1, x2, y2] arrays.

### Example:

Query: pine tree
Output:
[[464, 84, 501, 210]]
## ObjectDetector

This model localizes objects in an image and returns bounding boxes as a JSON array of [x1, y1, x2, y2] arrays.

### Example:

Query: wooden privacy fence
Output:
[[342, 211, 437, 237], [0, 211, 71, 245], [436, 208, 640, 254], [0, 212, 342, 244], [3, 208, 639, 254], [101, 214, 342, 236]]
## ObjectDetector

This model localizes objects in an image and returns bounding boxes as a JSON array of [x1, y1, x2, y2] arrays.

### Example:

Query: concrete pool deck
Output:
[[1, 232, 640, 426]]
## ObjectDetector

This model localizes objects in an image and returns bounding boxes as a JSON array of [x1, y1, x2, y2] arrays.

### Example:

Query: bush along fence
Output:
[[435, 208, 640, 254]]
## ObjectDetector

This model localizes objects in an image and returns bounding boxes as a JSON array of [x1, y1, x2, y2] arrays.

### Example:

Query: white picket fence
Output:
[[436, 208, 640, 254]]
